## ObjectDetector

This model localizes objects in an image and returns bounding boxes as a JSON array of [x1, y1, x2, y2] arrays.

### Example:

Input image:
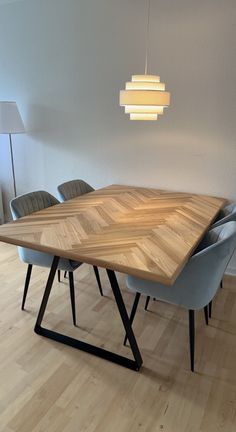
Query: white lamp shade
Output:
[[0, 101, 25, 134], [120, 75, 170, 121]]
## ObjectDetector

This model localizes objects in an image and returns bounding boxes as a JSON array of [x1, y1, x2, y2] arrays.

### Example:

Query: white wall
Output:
[[0, 0, 236, 269]]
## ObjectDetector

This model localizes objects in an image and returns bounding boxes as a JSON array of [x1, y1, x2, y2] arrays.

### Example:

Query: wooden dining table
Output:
[[0, 185, 226, 370]]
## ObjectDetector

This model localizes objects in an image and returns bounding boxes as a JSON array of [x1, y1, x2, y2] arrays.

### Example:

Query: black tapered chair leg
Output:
[[124, 292, 141, 346], [21, 264, 33, 310], [144, 296, 150, 311], [64, 271, 67, 278], [69, 272, 76, 326], [57, 270, 61, 283], [220, 280, 223, 288], [93, 266, 103, 296], [209, 301, 212, 318], [189, 310, 195, 372], [204, 305, 208, 325]]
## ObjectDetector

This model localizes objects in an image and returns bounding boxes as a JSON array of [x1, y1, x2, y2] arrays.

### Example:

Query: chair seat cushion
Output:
[[126, 275, 171, 302], [18, 247, 81, 271]]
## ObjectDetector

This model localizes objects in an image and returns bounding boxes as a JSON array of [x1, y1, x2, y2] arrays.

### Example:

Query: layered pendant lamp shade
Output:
[[120, 0, 170, 120]]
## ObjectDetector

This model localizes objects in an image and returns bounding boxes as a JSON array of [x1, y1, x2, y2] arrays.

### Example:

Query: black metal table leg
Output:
[[35, 256, 60, 327], [124, 292, 141, 346], [34, 258, 143, 371], [106, 270, 143, 369], [21, 264, 33, 310]]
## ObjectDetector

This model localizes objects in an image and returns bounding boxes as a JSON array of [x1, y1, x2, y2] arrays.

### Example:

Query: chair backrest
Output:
[[175, 221, 236, 309], [10, 190, 59, 220], [57, 179, 94, 202], [212, 203, 236, 228], [10, 191, 60, 265]]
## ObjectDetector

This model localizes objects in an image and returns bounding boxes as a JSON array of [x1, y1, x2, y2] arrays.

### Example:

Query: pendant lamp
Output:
[[120, 0, 170, 120]]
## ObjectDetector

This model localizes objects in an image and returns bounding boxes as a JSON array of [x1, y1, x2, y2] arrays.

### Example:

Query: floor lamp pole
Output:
[[9, 133, 17, 197]]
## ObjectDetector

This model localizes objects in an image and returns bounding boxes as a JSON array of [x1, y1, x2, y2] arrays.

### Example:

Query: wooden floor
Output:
[[0, 242, 236, 432]]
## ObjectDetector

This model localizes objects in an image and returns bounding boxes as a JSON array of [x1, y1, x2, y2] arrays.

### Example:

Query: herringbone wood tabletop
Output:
[[0, 185, 226, 284]]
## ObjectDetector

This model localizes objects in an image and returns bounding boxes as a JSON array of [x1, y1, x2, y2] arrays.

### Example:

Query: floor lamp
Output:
[[0, 101, 25, 197]]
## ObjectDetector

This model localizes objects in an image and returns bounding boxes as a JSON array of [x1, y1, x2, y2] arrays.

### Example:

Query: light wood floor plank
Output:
[[0, 243, 235, 431]]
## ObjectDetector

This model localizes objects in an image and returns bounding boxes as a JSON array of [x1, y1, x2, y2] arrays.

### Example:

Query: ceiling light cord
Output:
[[144, 0, 151, 75], [119, 0, 171, 121]]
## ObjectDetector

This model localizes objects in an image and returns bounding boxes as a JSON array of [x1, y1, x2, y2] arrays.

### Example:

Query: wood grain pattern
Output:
[[0, 185, 226, 285], [0, 242, 235, 432]]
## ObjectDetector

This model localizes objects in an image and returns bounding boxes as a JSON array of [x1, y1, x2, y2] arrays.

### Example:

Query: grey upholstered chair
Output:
[[57, 179, 103, 296], [144, 203, 236, 313], [210, 203, 236, 291], [124, 221, 236, 372], [57, 179, 94, 202], [10, 190, 81, 325], [212, 203, 236, 228]]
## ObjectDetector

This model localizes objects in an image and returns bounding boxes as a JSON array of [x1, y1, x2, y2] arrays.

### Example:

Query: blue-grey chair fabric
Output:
[[126, 222, 236, 311], [57, 179, 94, 202], [10, 190, 59, 219], [10, 191, 81, 272], [212, 203, 236, 228]]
